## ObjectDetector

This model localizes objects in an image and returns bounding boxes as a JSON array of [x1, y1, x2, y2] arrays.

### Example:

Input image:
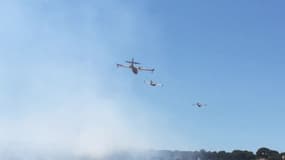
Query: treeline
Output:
[[101, 148, 285, 160], [152, 148, 285, 160]]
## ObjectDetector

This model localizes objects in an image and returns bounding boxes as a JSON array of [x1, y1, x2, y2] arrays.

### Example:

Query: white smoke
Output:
[[0, 96, 152, 158], [0, 0, 157, 159]]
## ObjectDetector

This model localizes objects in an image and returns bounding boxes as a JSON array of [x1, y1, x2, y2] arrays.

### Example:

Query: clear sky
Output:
[[1, 0, 285, 156]]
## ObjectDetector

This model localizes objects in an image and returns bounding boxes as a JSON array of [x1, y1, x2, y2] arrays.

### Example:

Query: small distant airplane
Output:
[[116, 58, 155, 75], [144, 80, 163, 87], [193, 102, 207, 108]]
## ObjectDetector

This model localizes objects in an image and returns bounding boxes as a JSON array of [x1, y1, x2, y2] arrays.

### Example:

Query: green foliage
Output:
[[151, 147, 282, 160], [257, 147, 271, 158], [101, 147, 283, 160], [280, 153, 285, 160], [256, 147, 281, 160]]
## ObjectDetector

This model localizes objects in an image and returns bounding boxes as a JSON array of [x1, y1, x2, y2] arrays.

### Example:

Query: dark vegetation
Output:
[[102, 148, 285, 160]]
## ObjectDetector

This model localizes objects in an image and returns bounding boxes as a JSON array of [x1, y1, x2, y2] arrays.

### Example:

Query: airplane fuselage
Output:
[[196, 103, 204, 107], [117, 59, 153, 75], [130, 65, 138, 74], [150, 81, 156, 86]]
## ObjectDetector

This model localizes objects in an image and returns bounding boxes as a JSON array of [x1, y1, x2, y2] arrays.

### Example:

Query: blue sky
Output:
[[0, 0, 285, 156]]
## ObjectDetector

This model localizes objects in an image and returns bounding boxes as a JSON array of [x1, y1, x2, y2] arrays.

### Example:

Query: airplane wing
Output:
[[157, 83, 163, 87], [144, 80, 150, 84], [116, 64, 129, 68], [138, 67, 155, 72]]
